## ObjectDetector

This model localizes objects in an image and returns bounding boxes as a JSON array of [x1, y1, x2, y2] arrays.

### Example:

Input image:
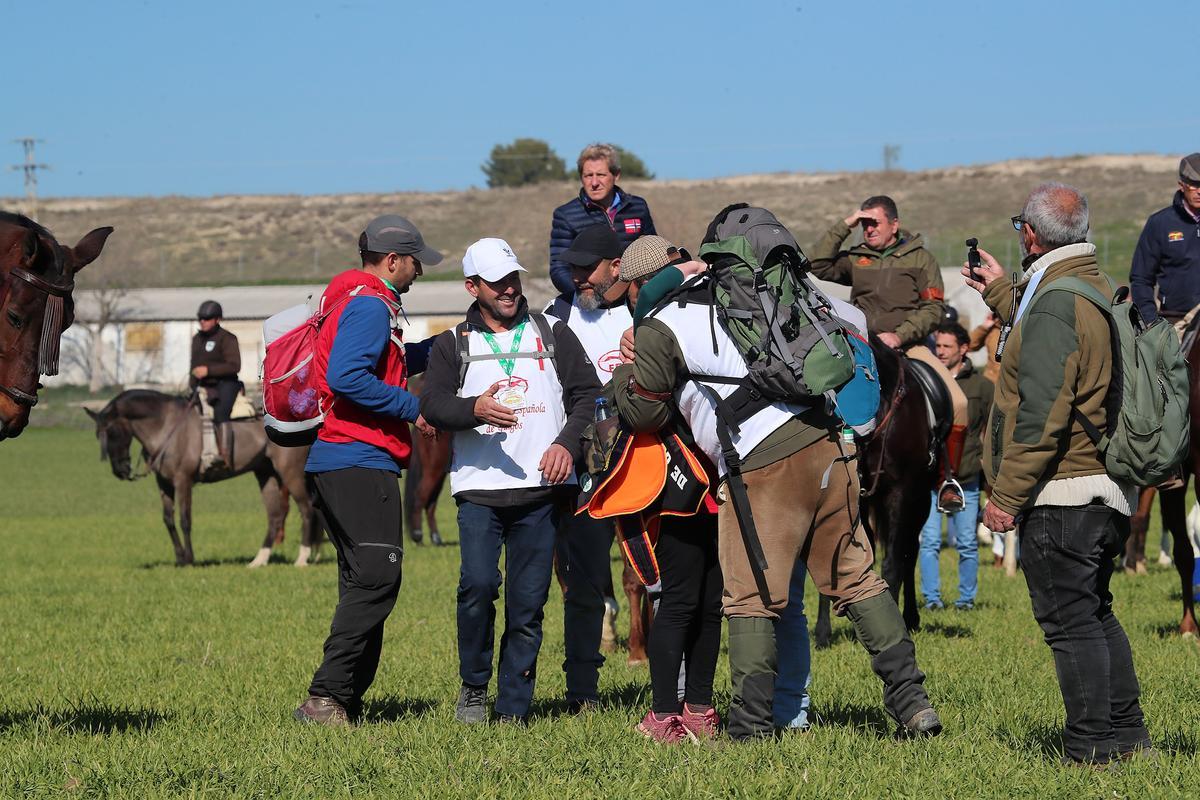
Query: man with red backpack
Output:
[[293, 214, 443, 727]]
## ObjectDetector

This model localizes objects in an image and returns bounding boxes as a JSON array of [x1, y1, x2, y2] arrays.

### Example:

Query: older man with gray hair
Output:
[[963, 183, 1153, 765]]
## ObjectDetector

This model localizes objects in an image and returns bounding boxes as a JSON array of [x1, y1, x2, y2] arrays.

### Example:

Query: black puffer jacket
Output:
[[1130, 191, 1200, 322]]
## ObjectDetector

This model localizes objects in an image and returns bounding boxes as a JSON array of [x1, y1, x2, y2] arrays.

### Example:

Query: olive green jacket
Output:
[[808, 220, 944, 346], [980, 244, 1114, 515], [955, 358, 994, 481]]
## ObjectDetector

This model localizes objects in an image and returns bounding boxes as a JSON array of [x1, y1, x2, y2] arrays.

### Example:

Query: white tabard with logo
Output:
[[450, 320, 573, 495], [558, 297, 632, 385]]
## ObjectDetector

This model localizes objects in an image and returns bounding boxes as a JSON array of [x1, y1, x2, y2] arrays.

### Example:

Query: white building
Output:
[[47, 268, 987, 389]]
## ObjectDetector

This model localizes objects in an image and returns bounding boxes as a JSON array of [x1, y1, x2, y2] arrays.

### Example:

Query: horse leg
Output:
[[625, 562, 649, 665], [176, 478, 196, 566], [1160, 486, 1198, 636], [1126, 487, 1155, 574], [249, 470, 284, 568], [156, 475, 187, 566], [279, 463, 318, 566], [814, 594, 833, 649]]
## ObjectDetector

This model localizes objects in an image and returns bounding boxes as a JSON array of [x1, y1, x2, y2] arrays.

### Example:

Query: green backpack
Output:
[[696, 207, 855, 408], [1041, 277, 1190, 487]]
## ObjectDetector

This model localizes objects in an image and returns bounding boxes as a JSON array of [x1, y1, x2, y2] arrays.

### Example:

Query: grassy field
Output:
[[2, 428, 1199, 798]]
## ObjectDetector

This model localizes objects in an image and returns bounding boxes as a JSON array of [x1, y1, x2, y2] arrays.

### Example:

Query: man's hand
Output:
[[961, 247, 1006, 295], [981, 311, 997, 331], [191, 365, 208, 379], [877, 332, 902, 349], [620, 328, 636, 363], [414, 414, 438, 440], [844, 209, 873, 228], [983, 502, 1016, 533], [678, 259, 708, 277], [473, 382, 518, 428], [539, 443, 573, 484]]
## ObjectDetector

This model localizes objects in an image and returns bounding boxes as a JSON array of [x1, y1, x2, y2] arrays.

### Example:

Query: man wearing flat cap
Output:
[[295, 214, 444, 727]]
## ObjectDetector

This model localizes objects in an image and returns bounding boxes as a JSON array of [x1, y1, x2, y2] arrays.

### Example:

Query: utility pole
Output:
[[882, 144, 901, 172], [9, 138, 50, 221]]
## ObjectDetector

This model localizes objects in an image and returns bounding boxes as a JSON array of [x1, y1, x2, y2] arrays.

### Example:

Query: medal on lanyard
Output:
[[482, 321, 528, 409]]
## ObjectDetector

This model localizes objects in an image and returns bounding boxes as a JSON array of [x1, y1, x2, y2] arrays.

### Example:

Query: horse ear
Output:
[[84, 407, 99, 421], [71, 227, 114, 273]]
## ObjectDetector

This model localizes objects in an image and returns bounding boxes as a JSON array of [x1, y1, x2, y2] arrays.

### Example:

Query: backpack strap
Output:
[[546, 295, 573, 323], [453, 313, 558, 391]]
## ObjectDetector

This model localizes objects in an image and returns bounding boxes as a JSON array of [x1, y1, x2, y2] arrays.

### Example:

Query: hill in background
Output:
[[4, 154, 1179, 289]]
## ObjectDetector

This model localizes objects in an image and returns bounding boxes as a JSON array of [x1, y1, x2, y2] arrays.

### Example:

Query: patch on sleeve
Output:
[[856, 256, 873, 266], [919, 288, 944, 301], [1169, 231, 1184, 242]]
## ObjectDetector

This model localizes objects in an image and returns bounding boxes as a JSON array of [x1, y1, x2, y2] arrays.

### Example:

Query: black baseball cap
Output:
[[559, 225, 625, 267], [361, 215, 444, 265]]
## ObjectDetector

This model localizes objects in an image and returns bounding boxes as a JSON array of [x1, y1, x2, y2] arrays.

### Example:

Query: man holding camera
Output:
[[809, 196, 968, 510]]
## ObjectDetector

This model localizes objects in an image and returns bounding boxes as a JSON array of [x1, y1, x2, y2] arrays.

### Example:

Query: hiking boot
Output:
[[294, 695, 350, 727], [636, 711, 696, 744], [566, 698, 599, 715], [680, 703, 720, 739], [497, 714, 527, 727], [1119, 746, 1160, 762], [924, 600, 945, 611], [897, 707, 943, 739], [455, 684, 488, 725]]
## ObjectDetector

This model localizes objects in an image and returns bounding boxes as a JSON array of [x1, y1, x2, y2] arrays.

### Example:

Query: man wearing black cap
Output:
[[294, 214, 443, 727], [1130, 153, 1200, 325], [544, 225, 633, 711], [189, 299, 241, 471]]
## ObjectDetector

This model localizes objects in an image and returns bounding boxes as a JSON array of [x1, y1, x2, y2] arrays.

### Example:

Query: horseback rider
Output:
[[189, 300, 241, 471], [808, 195, 969, 511]]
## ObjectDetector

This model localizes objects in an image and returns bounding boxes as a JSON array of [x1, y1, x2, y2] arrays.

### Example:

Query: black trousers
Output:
[[555, 512, 616, 704], [1020, 503, 1151, 763], [306, 468, 404, 715], [209, 379, 240, 424], [649, 514, 723, 714]]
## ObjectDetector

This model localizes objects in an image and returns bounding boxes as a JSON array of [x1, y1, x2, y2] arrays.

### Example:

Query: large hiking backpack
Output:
[[1040, 278, 1190, 487], [696, 206, 856, 408]]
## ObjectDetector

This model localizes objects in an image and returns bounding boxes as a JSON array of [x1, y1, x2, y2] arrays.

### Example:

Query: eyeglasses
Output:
[[860, 218, 882, 229], [1011, 215, 1027, 232]]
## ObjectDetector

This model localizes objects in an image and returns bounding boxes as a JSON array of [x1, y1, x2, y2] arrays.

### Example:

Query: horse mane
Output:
[[0, 210, 54, 242], [0, 209, 66, 280], [103, 389, 190, 420]]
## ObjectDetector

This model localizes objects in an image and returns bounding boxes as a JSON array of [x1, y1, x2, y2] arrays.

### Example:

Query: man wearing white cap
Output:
[[420, 238, 601, 725]]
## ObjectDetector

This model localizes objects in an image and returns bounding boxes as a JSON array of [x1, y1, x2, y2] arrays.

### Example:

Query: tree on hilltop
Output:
[[613, 145, 654, 180], [482, 139, 569, 188]]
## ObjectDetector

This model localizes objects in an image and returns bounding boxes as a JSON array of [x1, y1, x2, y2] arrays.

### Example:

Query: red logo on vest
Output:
[[624, 218, 642, 235], [598, 349, 623, 373]]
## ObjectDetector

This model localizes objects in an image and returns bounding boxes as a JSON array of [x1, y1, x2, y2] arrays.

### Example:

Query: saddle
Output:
[[1175, 302, 1200, 356], [906, 358, 952, 442]]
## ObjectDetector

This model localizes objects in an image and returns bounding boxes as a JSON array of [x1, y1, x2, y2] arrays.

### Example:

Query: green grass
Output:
[[2, 429, 1199, 798]]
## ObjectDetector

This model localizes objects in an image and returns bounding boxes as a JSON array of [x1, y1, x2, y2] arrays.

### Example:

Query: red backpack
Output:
[[260, 296, 350, 446]]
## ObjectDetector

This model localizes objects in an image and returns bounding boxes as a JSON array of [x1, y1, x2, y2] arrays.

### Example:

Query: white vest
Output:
[[650, 299, 805, 477], [450, 319, 573, 495], [556, 297, 632, 384]]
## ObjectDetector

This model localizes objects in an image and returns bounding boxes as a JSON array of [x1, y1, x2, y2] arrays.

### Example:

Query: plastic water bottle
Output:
[[594, 397, 612, 423], [841, 426, 854, 444]]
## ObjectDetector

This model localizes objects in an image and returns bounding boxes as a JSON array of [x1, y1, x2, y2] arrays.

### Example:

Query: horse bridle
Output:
[[0, 265, 75, 407]]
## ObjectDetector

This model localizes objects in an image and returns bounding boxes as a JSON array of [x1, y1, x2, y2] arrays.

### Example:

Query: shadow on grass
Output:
[[813, 623, 859, 650], [0, 703, 168, 734], [137, 554, 300, 569], [916, 619, 973, 639], [361, 696, 438, 722], [815, 701, 892, 737], [528, 682, 650, 719]]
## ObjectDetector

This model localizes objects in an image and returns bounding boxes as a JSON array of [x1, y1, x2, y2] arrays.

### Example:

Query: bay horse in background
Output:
[[1127, 326, 1200, 636], [87, 389, 321, 567], [0, 211, 112, 440], [814, 337, 938, 648], [403, 375, 451, 546]]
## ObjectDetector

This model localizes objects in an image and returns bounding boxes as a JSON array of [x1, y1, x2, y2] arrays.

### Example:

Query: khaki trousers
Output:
[[905, 345, 967, 427], [718, 437, 888, 618]]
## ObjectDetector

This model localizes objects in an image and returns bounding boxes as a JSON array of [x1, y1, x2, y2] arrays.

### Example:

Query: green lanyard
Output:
[[480, 320, 527, 378]]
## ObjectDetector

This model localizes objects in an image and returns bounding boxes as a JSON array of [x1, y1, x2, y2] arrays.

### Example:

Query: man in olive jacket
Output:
[[809, 195, 968, 510], [964, 182, 1152, 765]]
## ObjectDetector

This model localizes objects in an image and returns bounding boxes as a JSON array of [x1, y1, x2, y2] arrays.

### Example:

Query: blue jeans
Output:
[[457, 500, 559, 718], [774, 558, 811, 729], [919, 479, 980, 607]]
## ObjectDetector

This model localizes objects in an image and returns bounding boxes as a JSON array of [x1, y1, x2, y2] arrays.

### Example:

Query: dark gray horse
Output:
[[87, 389, 320, 567]]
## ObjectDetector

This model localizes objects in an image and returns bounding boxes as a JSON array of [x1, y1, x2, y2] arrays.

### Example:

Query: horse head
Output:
[[0, 213, 113, 440], [86, 401, 137, 481]]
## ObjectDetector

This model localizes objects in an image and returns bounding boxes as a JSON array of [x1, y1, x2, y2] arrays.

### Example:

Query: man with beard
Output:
[[420, 238, 601, 725], [544, 225, 631, 712]]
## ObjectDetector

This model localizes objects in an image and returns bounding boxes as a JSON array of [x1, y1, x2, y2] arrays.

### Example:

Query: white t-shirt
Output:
[[546, 297, 632, 384]]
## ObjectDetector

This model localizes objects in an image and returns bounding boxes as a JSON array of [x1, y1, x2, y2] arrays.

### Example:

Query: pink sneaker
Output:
[[636, 711, 697, 744], [681, 704, 720, 739]]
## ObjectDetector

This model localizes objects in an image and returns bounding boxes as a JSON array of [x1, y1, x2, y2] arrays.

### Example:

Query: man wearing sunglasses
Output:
[[1129, 153, 1200, 326], [809, 196, 969, 511]]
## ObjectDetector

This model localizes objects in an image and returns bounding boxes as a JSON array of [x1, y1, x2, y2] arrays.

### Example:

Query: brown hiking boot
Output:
[[294, 695, 350, 727], [897, 707, 943, 739]]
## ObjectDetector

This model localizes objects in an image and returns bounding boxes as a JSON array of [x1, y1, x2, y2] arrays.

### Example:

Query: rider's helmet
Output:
[[197, 300, 223, 320]]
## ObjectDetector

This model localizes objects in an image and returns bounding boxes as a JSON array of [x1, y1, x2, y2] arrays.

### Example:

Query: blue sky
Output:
[[3, 0, 1191, 198]]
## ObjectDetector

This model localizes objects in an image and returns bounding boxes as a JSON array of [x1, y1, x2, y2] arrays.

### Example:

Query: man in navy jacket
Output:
[[549, 143, 656, 296], [1130, 153, 1200, 323]]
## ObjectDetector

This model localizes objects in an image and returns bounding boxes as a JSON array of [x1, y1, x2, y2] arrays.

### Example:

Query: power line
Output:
[[9, 138, 50, 221]]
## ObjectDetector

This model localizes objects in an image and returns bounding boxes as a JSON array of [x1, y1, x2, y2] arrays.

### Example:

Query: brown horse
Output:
[[402, 375, 451, 546], [87, 389, 321, 567], [0, 211, 112, 439], [814, 338, 938, 647], [1127, 329, 1200, 635]]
